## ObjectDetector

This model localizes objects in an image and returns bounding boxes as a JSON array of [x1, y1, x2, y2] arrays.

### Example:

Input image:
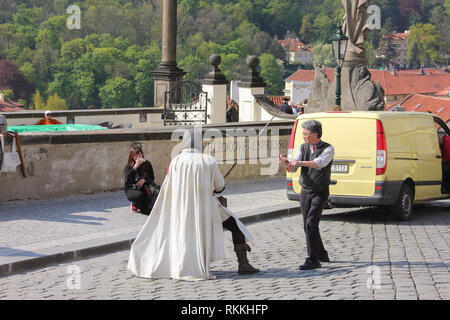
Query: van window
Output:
[[433, 116, 450, 141]]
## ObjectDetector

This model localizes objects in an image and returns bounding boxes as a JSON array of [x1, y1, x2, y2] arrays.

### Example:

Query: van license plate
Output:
[[331, 164, 348, 173]]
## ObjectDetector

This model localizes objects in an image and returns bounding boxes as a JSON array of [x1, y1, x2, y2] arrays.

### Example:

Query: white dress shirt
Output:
[[293, 142, 335, 169]]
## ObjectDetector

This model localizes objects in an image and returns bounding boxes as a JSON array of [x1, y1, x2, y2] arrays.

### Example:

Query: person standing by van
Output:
[[279, 120, 334, 270]]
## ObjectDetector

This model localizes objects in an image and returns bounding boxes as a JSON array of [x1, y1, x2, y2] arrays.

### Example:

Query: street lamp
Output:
[[331, 25, 348, 107]]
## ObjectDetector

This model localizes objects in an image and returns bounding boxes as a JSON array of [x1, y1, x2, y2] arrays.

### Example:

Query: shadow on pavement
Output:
[[321, 202, 449, 226], [211, 267, 348, 280], [0, 247, 42, 257], [0, 191, 126, 225]]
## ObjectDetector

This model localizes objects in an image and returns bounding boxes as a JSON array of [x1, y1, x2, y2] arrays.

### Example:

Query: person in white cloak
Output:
[[127, 128, 260, 281]]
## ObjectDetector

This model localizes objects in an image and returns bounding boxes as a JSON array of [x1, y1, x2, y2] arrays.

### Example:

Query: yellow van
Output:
[[286, 111, 450, 220]]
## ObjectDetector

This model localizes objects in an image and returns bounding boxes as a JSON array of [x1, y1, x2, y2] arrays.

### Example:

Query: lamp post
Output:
[[331, 25, 348, 108]]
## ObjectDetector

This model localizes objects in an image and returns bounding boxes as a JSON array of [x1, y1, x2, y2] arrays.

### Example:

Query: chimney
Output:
[[0, 93, 4, 101]]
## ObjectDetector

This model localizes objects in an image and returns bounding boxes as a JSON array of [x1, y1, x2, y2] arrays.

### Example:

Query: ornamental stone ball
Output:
[[246, 55, 259, 70], [209, 54, 221, 66]]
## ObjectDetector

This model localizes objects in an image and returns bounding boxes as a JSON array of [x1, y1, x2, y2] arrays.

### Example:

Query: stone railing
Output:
[[2, 107, 165, 129], [0, 120, 294, 202]]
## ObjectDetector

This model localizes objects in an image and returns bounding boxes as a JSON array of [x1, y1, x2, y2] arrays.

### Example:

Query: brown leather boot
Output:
[[234, 243, 260, 275]]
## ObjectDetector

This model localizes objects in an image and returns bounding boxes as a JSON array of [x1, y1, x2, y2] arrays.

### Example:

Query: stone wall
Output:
[[0, 121, 294, 202]]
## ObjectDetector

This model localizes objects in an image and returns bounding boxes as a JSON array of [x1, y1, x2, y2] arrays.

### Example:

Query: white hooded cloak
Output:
[[127, 147, 253, 281]]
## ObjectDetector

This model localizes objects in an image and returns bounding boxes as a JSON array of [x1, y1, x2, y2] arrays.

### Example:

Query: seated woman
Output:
[[124, 146, 158, 215]]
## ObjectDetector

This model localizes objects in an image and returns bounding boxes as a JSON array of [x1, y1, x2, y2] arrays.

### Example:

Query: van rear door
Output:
[[296, 115, 378, 197]]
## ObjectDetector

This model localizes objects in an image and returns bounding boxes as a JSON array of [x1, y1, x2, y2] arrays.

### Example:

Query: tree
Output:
[[178, 55, 207, 81], [19, 62, 37, 84], [0, 60, 34, 101], [407, 23, 441, 66], [258, 53, 284, 95], [99, 77, 136, 108], [409, 42, 421, 69], [312, 43, 336, 67], [0, 89, 14, 99], [30, 89, 45, 110], [61, 38, 92, 62], [299, 14, 315, 44], [313, 15, 334, 43], [46, 93, 68, 110]]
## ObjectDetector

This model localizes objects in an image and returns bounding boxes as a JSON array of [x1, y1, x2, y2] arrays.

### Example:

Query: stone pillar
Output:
[[151, 0, 185, 108], [202, 54, 228, 124], [238, 56, 266, 122]]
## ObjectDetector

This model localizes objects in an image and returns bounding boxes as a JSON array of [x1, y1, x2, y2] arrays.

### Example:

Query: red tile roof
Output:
[[267, 96, 289, 106], [386, 93, 450, 123], [0, 98, 25, 112], [371, 71, 450, 95], [385, 32, 408, 41], [286, 68, 450, 95], [433, 87, 450, 97], [278, 38, 312, 53]]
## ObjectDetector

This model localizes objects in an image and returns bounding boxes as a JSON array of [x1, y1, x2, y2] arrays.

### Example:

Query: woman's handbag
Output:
[[0, 135, 20, 173], [144, 181, 161, 212]]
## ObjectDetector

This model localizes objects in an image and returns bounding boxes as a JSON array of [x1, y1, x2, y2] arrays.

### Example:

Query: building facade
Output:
[[278, 38, 314, 65]]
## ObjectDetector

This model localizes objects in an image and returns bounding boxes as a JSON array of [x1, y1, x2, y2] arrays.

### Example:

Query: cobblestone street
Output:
[[0, 202, 448, 300]]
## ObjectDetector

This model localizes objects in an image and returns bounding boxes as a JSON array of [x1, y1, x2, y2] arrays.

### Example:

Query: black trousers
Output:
[[223, 217, 245, 245], [300, 190, 328, 261], [125, 189, 151, 214]]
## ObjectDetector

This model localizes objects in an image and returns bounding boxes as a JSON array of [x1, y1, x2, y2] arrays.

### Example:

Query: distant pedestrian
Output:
[[226, 99, 239, 122], [35, 111, 62, 125], [279, 119, 334, 270], [292, 102, 301, 115], [277, 97, 293, 114]]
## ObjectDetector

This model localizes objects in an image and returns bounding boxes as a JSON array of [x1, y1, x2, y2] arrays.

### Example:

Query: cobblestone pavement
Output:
[[0, 202, 448, 300], [0, 177, 292, 266]]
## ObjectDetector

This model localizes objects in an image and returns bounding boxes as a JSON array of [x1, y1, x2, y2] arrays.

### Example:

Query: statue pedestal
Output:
[[340, 54, 369, 110], [152, 62, 185, 108]]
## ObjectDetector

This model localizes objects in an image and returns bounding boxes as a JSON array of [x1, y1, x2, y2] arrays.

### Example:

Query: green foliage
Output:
[[46, 93, 68, 110], [31, 89, 45, 110], [0, 0, 446, 109], [312, 43, 335, 67], [99, 76, 136, 109], [258, 53, 283, 95], [178, 55, 207, 81], [407, 23, 441, 65], [1, 89, 14, 99]]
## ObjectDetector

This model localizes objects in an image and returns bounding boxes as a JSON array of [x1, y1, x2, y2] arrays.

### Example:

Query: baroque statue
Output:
[[308, 0, 385, 112]]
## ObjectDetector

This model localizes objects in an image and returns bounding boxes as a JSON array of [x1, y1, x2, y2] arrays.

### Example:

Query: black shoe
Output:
[[319, 252, 330, 262], [299, 258, 321, 270]]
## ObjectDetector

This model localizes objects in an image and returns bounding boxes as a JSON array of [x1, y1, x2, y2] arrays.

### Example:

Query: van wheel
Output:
[[390, 184, 413, 221]]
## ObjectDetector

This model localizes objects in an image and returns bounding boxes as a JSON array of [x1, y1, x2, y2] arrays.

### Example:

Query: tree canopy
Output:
[[0, 0, 446, 109]]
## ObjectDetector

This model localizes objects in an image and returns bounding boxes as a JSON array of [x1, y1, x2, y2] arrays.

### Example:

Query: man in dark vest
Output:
[[279, 120, 334, 270]]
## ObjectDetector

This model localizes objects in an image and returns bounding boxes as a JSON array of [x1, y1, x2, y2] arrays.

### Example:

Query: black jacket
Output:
[[277, 102, 293, 114], [124, 162, 155, 193]]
